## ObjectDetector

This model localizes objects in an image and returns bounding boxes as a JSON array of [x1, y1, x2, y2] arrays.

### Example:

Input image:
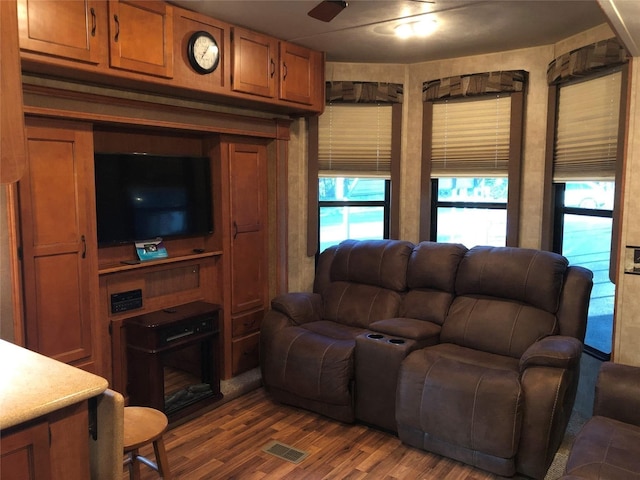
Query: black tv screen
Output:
[[94, 153, 213, 246]]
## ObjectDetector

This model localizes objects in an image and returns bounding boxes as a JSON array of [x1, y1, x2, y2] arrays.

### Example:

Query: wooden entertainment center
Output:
[[3, 0, 325, 402]]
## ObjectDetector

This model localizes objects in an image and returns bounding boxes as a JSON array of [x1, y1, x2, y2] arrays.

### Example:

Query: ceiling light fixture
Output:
[[395, 19, 437, 38]]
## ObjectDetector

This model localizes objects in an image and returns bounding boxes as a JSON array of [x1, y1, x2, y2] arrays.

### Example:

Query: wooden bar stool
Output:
[[123, 406, 171, 479]]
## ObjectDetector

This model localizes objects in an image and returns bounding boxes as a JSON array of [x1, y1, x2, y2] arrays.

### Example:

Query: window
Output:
[[551, 69, 626, 359], [431, 177, 508, 247], [424, 92, 523, 247], [318, 177, 390, 253], [312, 102, 400, 253]]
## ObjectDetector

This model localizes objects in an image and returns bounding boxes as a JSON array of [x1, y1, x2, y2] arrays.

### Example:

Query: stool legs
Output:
[[152, 437, 170, 478], [123, 406, 171, 479]]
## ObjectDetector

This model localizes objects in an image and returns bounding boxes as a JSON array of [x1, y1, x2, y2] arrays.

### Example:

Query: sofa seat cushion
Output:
[[264, 323, 360, 406], [397, 346, 522, 460], [564, 416, 640, 479]]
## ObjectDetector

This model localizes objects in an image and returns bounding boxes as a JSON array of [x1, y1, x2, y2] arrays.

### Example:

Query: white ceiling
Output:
[[170, 0, 610, 63]]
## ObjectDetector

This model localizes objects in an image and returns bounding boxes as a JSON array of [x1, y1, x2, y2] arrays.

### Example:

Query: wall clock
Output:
[[187, 31, 220, 74]]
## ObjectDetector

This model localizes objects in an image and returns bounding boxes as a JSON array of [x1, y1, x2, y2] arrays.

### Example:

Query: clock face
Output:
[[187, 31, 220, 74]]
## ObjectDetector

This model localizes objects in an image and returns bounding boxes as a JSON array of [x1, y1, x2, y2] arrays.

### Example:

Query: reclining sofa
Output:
[[260, 239, 593, 479]]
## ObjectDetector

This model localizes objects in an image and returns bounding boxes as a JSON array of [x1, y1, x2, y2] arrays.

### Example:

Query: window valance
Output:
[[547, 37, 628, 85], [422, 71, 527, 102], [326, 81, 403, 104]]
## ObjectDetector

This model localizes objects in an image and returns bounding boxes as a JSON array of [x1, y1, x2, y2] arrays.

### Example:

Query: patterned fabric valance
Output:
[[326, 81, 403, 104], [422, 70, 527, 102], [547, 37, 628, 85]]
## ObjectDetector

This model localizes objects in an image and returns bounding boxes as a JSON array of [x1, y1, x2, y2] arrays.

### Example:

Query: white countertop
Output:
[[0, 339, 108, 430]]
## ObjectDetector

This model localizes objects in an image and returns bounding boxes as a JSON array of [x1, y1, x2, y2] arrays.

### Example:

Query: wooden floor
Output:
[[123, 387, 500, 480]]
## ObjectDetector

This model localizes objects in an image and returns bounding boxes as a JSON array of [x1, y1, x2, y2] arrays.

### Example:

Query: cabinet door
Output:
[[19, 119, 98, 371], [0, 422, 51, 480], [108, 0, 173, 78], [228, 142, 268, 314], [231, 27, 277, 98], [17, 0, 104, 65], [279, 41, 320, 105], [1, 0, 27, 183]]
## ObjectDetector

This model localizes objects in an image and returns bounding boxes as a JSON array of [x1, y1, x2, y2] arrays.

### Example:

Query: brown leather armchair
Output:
[[561, 361, 640, 479], [396, 246, 593, 479]]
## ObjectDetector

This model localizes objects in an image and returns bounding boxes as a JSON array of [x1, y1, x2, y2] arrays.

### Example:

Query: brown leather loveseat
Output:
[[560, 361, 640, 479], [260, 239, 593, 479]]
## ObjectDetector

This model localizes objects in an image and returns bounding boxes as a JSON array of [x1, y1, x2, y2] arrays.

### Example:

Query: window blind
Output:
[[318, 104, 392, 177], [431, 95, 511, 177], [553, 71, 622, 181]]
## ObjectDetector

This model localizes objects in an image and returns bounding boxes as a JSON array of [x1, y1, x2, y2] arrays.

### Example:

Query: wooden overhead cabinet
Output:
[[108, 0, 174, 78], [231, 26, 278, 98], [17, 0, 106, 65], [279, 41, 323, 106], [1, 0, 27, 184]]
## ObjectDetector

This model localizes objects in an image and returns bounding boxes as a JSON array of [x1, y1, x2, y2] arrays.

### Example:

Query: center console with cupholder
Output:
[[355, 332, 420, 432]]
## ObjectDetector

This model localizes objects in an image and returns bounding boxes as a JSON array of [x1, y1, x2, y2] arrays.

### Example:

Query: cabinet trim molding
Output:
[[22, 83, 289, 139]]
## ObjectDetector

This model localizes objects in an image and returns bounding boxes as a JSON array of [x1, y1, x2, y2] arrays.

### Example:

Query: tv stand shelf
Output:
[[98, 251, 223, 275]]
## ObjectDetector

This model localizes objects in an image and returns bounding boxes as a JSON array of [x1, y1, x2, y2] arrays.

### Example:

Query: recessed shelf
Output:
[[98, 251, 222, 275]]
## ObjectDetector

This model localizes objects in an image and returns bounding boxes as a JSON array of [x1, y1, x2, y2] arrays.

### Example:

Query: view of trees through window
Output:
[[432, 177, 508, 247], [318, 177, 389, 253]]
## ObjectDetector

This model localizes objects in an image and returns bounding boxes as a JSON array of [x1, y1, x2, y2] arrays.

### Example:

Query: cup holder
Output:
[[367, 334, 385, 340], [388, 338, 405, 344]]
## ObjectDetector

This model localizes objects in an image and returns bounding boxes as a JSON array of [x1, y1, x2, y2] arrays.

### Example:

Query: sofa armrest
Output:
[[270, 292, 323, 325], [594, 362, 640, 426], [519, 336, 582, 372]]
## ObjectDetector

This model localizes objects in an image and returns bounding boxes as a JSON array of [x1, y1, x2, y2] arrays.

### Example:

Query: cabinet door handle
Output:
[[90, 8, 96, 37], [233, 221, 238, 239], [113, 14, 120, 42], [282, 62, 288, 80], [81, 235, 86, 259], [270, 59, 275, 78]]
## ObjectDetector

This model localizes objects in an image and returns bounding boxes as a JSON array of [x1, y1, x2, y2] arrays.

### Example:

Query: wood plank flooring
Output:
[[123, 387, 499, 480]]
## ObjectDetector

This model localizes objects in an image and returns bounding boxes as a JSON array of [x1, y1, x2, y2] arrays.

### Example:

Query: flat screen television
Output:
[[94, 152, 213, 246]]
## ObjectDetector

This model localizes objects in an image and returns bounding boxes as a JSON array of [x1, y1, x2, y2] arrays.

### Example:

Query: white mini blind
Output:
[[554, 71, 622, 181], [431, 95, 511, 177], [318, 104, 392, 177]]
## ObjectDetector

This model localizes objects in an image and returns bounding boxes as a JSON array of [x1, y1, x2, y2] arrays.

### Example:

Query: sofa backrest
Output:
[[317, 239, 414, 329], [330, 239, 414, 291], [441, 246, 572, 358], [402, 241, 468, 325]]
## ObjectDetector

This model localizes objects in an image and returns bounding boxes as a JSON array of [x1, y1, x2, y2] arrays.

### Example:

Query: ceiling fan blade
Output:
[[308, 1, 348, 22]]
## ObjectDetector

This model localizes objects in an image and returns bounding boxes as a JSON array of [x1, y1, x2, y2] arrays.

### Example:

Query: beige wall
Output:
[[614, 59, 640, 366], [286, 24, 640, 367]]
